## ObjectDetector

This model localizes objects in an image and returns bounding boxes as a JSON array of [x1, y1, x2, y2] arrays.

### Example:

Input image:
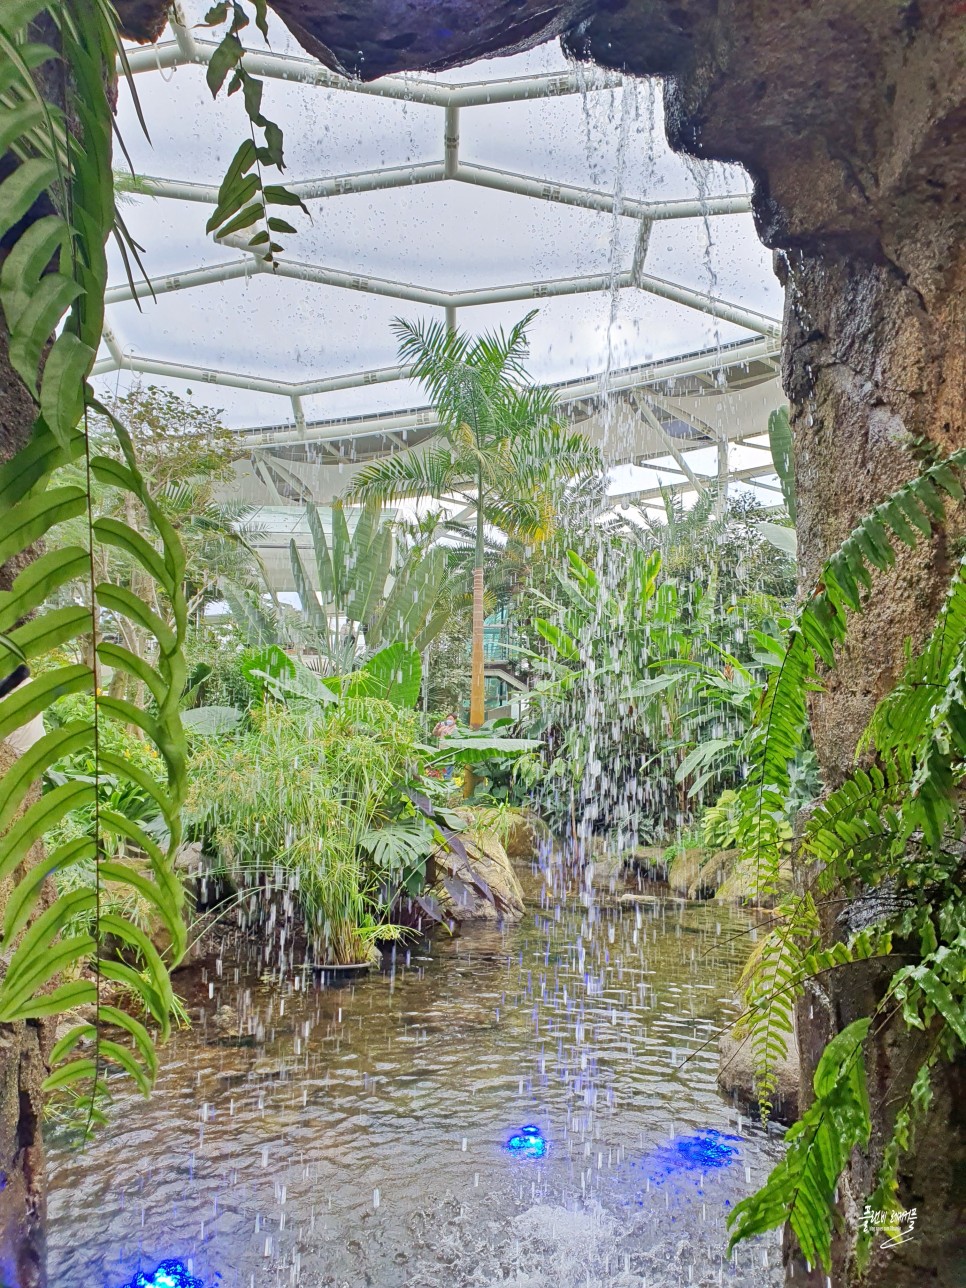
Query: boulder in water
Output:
[[667, 847, 705, 896], [717, 1026, 800, 1127], [431, 824, 525, 925]]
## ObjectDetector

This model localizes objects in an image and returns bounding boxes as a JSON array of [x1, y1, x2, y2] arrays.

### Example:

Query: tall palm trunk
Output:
[[469, 484, 486, 729]]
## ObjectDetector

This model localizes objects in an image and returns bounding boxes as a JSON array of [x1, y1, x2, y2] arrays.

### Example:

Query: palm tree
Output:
[[346, 312, 601, 726]]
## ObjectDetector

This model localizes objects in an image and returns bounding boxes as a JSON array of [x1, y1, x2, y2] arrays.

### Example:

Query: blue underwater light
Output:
[[505, 1123, 548, 1158], [122, 1261, 204, 1288], [651, 1129, 742, 1175]]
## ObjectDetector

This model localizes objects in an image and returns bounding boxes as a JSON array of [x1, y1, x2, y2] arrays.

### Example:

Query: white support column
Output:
[[631, 219, 653, 283], [169, 2, 201, 62], [630, 394, 707, 494], [716, 434, 730, 516], [291, 395, 307, 437], [444, 105, 460, 180]]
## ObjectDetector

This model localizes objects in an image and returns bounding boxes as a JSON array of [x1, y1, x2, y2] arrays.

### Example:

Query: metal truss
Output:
[[98, 7, 782, 474]]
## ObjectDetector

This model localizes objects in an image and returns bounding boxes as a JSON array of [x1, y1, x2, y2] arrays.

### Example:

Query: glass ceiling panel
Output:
[[95, 0, 785, 503]]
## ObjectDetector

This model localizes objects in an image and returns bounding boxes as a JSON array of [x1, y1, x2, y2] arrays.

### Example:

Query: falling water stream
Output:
[[47, 858, 783, 1288]]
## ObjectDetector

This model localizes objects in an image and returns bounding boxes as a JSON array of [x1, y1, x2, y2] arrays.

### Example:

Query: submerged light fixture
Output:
[[122, 1261, 204, 1288], [651, 1129, 742, 1175], [505, 1124, 548, 1158]]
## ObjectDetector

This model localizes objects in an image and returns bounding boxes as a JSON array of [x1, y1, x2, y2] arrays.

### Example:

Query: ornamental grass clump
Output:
[[187, 698, 423, 963]]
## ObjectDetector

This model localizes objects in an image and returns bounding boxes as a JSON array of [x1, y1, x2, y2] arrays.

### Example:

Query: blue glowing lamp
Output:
[[124, 1261, 203, 1288], [647, 1129, 742, 1178], [505, 1124, 548, 1158]]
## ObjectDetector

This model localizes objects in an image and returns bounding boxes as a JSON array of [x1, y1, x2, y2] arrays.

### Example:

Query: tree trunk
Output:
[[0, 746, 54, 1288], [469, 493, 486, 730], [469, 565, 485, 729]]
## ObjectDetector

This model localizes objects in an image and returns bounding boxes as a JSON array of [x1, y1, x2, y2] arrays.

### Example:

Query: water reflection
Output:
[[48, 858, 783, 1287]]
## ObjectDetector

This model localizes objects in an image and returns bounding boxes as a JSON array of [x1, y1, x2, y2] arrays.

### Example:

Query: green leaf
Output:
[[428, 735, 541, 765], [206, 30, 243, 96], [0, 486, 88, 567], [0, 663, 91, 744], [0, 215, 68, 329], [39, 332, 93, 446], [216, 200, 264, 239], [3, 978, 97, 1022], [6, 603, 91, 662], [0, 545, 91, 634], [181, 705, 245, 734], [345, 643, 421, 708], [760, 521, 798, 558], [42, 1058, 99, 1094], [263, 184, 309, 210], [97, 1038, 153, 1096], [95, 583, 177, 657], [2, 836, 95, 945], [92, 517, 175, 597], [535, 618, 579, 662], [96, 641, 168, 710], [98, 913, 175, 1037], [0, 157, 58, 243], [98, 1005, 158, 1080], [728, 1018, 871, 1272], [0, 722, 90, 835]]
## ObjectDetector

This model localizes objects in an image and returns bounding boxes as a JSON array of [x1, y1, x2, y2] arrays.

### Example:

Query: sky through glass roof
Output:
[[98, 1, 783, 449]]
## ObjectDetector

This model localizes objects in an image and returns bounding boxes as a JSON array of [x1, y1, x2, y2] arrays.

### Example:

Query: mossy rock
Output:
[[431, 823, 525, 924], [688, 848, 739, 899], [626, 845, 668, 877], [667, 847, 707, 896], [503, 810, 550, 859]]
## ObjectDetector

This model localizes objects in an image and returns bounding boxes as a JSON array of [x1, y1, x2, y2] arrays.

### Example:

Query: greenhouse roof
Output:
[[97, 1, 785, 523]]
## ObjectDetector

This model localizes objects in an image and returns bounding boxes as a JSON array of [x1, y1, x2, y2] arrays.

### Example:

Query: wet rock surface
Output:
[[718, 1028, 799, 1129], [431, 827, 526, 925]]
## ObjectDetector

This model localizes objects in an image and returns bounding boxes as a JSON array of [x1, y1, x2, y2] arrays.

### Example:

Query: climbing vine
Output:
[[201, 0, 308, 260]]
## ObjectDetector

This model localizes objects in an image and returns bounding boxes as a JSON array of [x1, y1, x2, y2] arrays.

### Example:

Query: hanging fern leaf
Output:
[[0, 0, 188, 1126], [728, 1018, 872, 1272], [201, 1, 309, 261]]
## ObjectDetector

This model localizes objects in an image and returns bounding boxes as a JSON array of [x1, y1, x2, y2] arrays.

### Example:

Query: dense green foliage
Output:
[[520, 493, 801, 841]]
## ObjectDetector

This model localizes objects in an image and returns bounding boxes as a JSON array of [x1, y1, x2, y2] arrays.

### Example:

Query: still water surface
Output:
[[48, 858, 784, 1288]]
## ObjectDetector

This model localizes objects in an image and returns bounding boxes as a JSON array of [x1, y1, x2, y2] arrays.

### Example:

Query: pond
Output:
[[47, 857, 784, 1288]]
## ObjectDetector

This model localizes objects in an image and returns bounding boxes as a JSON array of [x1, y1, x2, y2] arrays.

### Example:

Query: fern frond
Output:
[[728, 1018, 872, 1273], [738, 892, 820, 1118], [0, 0, 188, 1123], [734, 629, 813, 900]]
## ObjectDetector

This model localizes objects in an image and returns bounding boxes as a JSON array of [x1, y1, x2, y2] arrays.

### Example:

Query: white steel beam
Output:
[[122, 37, 622, 107], [115, 165, 751, 223], [103, 252, 778, 334], [454, 165, 751, 221], [104, 258, 255, 304], [634, 273, 780, 336], [92, 335, 779, 409]]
